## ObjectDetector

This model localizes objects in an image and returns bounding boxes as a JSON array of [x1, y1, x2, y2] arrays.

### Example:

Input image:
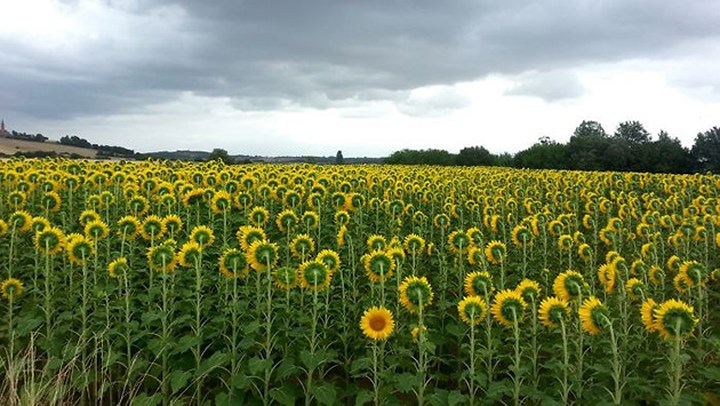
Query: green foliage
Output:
[[692, 126, 720, 173]]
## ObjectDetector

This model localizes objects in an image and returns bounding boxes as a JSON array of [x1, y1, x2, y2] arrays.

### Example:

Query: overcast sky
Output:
[[1, 0, 719, 156]]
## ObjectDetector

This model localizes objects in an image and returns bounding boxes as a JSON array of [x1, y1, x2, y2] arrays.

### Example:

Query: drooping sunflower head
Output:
[[34, 226, 65, 256], [337, 224, 348, 247], [1, 278, 24, 299], [84, 219, 110, 241], [364, 250, 395, 283], [301, 211, 319, 230], [31, 216, 51, 233], [577, 243, 593, 262], [237, 226, 266, 252], [248, 240, 279, 272], [448, 230, 471, 254], [398, 276, 434, 313], [630, 260, 648, 277], [140, 215, 165, 241], [457, 296, 487, 326], [67, 235, 94, 265], [467, 246, 484, 266], [190, 225, 215, 249], [298, 260, 332, 291], [538, 296, 569, 329], [316, 249, 341, 274], [666, 255, 681, 273], [275, 209, 298, 232], [402, 234, 426, 255], [654, 299, 697, 340], [273, 266, 298, 290], [249, 206, 270, 226], [41, 191, 62, 212], [515, 279, 541, 303], [648, 265, 665, 286], [640, 298, 660, 333], [146, 243, 177, 273], [678, 261, 707, 287], [597, 264, 616, 294], [464, 271, 493, 297], [219, 248, 249, 279], [333, 210, 350, 226], [484, 240, 506, 265], [360, 306, 395, 341], [579, 296, 608, 336], [117, 216, 141, 239], [162, 215, 183, 236], [290, 234, 315, 259], [552, 270, 585, 301], [673, 273, 691, 294], [10, 210, 33, 233], [491, 289, 527, 328], [625, 278, 645, 302], [108, 257, 128, 279], [510, 225, 533, 248], [558, 234, 573, 251], [210, 190, 232, 214], [367, 234, 387, 252], [178, 241, 203, 268]]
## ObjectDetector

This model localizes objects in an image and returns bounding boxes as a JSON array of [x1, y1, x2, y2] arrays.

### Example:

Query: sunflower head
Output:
[[162, 215, 183, 236], [464, 271, 493, 297], [190, 225, 215, 249], [249, 206, 270, 226], [511, 225, 533, 248], [1, 278, 24, 299], [140, 215, 165, 241], [679, 261, 707, 287], [211, 190, 231, 214], [84, 219, 110, 241], [578, 243, 593, 262], [515, 279, 541, 303], [108, 257, 128, 279], [273, 266, 298, 290], [290, 234, 315, 259], [448, 230, 471, 254], [399, 276, 434, 313], [367, 234, 387, 251], [491, 289, 527, 328], [640, 298, 660, 333], [275, 210, 298, 232], [219, 248, 249, 279], [237, 226, 266, 252], [648, 265, 665, 286], [579, 296, 608, 336], [484, 240, 506, 265], [34, 226, 65, 256], [552, 270, 585, 301], [458, 296, 487, 325], [67, 235, 94, 265], [360, 306, 395, 341], [301, 211, 319, 229], [298, 260, 332, 291], [178, 241, 203, 268], [625, 278, 645, 302], [248, 240, 279, 272], [146, 243, 177, 273], [558, 234, 573, 251], [117, 216, 141, 239], [538, 296, 569, 329], [364, 250, 395, 283], [316, 249, 341, 274], [403, 233, 426, 255], [10, 210, 33, 233], [654, 299, 697, 340]]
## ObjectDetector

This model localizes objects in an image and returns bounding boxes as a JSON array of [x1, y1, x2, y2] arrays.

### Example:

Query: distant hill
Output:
[[139, 150, 383, 164], [0, 137, 97, 158]]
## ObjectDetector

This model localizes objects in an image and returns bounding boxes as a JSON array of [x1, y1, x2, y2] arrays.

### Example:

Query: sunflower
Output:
[[510, 225, 533, 248], [248, 240, 279, 272], [129, 195, 150, 216], [31, 216, 50, 233], [558, 234, 573, 251], [467, 246, 484, 266], [273, 266, 298, 290], [219, 248, 249, 279], [34, 226, 65, 256], [625, 278, 645, 302], [316, 249, 341, 274], [599, 227, 616, 246], [298, 260, 332, 291], [515, 279, 541, 303], [640, 242, 656, 260], [398, 276, 434, 313], [117, 216, 141, 239], [181, 188, 206, 208], [552, 270, 585, 301], [237, 226, 266, 252], [190, 225, 215, 249], [275, 209, 298, 232], [108, 257, 128, 279], [538, 296, 569, 328], [433, 213, 450, 229], [448, 230, 471, 254], [84, 219, 110, 241], [7, 190, 26, 208], [631, 260, 648, 277], [360, 306, 395, 341], [334, 210, 350, 226], [364, 250, 395, 283], [491, 289, 527, 328], [41, 191, 62, 212], [0, 219, 8, 237], [678, 261, 707, 287], [301, 211, 319, 230], [484, 240, 506, 265], [337, 224, 347, 247], [403, 234, 426, 256], [211, 190, 232, 214], [1, 278, 24, 299], [457, 296, 487, 325], [9, 211, 32, 233], [178, 241, 202, 268], [146, 243, 177, 273], [648, 265, 664, 286], [577, 243, 593, 262], [162, 215, 183, 237], [597, 264, 616, 294], [67, 235, 94, 265], [579, 296, 608, 336], [140, 215, 165, 241], [666, 255, 681, 273], [290, 234, 315, 259], [640, 298, 660, 333], [367, 234, 387, 251], [673, 273, 691, 294], [464, 271, 493, 297], [654, 299, 697, 340]]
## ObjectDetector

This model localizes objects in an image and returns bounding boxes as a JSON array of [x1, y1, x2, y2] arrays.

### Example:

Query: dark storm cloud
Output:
[[3, 0, 720, 118]]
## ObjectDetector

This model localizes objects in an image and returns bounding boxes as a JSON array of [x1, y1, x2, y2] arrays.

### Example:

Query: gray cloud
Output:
[[2, 0, 720, 119], [506, 70, 585, 101]]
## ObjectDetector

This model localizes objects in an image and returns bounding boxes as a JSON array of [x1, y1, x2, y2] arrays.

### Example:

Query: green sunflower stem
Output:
[[194, 253, 203, 405], [372, 340, 380, 406], [263, 255, 274, 405], [605, 316, 623, 404], [305, 278, 320, 406], [417, 300, 426, 406], [669, 321, 684, 406], [511, 309, 521, 406], [559, 319, 570, 404], [468, 312, 476, 406]]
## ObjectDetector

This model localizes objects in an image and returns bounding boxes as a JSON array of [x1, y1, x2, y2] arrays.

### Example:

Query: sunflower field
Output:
[[0, 158, 719, 405]]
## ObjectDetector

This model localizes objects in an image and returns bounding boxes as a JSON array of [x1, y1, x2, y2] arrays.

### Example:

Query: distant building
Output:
[[0, 119, 10, 137]]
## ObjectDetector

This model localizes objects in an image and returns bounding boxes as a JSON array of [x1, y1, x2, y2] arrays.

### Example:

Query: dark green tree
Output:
[[514, 139, 569, 169], [691, 126, 720, 173], [573, 120, 607, 138], [614, 120, 651, 145], [208, 148, 232, 164], [335, 150, 344, 165], [455, 146, 494, 166]]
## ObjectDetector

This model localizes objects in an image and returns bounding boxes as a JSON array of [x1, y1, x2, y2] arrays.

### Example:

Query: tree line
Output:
[[384, 121, 720, 173]]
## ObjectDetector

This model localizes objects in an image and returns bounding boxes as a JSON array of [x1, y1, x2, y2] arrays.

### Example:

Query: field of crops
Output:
[[0, 158, 718, 405]]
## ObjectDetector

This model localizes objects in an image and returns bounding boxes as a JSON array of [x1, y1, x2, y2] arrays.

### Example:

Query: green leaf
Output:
[[248, 356, 267, 375], [429, 389, 467, 406], [130, 392, 161, 406], [300, 349, 327, 370], [169, 370, 192, 394], [355, 389, 374, 406], [270, 386, 297, 406], [394, 372, 418, 392], [231, 373, 252, 390], [311, 383, 337, 406], [15, 317, 42, 336], [195, 351, 227, 378], [275, 359, 300, 379], [445, 322, 466, 338]]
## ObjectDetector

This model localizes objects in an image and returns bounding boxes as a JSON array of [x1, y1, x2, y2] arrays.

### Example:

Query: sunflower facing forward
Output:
[[360, 306, 395, 341]]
